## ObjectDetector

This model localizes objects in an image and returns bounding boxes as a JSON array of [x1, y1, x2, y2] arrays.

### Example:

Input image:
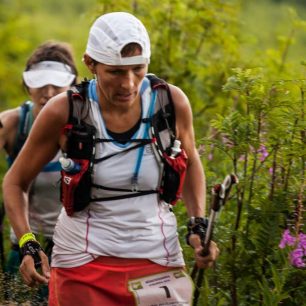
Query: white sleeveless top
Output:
[[28, 151, 62, 238], [52, 78, 185, 268]]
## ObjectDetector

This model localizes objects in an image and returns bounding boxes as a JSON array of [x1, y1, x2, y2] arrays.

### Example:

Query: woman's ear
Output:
[[83, 54, 96, 74]]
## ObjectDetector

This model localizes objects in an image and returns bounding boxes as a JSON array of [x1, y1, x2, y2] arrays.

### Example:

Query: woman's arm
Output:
[[169, 84, 219, 268], [169, 84, 206, 215], [2, 92, 69, 285]]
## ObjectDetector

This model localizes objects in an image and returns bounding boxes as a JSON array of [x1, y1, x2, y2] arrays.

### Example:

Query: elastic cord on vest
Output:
[[131, 89, 157, 191], [19, 232, 37, 248]]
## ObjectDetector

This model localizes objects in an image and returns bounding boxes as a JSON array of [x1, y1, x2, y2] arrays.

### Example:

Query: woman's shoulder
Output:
[[0, 106, 21, 152], [41, 92, 70, 123], [167, 83, 191, 114], [0, 107, 20, 132]]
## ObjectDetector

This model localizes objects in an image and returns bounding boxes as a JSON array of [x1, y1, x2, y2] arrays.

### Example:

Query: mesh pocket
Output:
[[66, 122, 96, 159], [160, 150, 188, 205], [60, 159, 91, 216]]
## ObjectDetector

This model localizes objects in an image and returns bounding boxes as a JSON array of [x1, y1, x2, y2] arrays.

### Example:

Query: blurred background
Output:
[[0, 0, 305, 305]]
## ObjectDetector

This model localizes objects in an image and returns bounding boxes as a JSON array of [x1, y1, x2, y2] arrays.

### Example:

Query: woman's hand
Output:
[[189, 234, 220, 269], [19, 251, 50, 287]]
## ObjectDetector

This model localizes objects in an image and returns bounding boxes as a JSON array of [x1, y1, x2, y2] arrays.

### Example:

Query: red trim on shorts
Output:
[[49, 257, 182, 306]]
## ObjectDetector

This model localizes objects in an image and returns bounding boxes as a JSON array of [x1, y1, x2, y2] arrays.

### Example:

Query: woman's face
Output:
[[28, 85, 69, 117], [85, 48, 148, 109], [94, 62, 148, 109]]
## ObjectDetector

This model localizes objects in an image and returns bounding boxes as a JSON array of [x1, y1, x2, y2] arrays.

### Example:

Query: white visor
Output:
[[23, 61, 75, 88]]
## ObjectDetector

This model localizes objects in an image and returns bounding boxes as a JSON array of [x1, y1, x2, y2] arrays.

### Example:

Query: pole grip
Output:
[[200, 174, 238, 257]]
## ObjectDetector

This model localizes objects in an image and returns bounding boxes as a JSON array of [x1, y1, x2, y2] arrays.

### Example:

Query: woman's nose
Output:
[[43, 85, 59, 99], [43, 85, 64, 99], [120, 71, 135, 90]]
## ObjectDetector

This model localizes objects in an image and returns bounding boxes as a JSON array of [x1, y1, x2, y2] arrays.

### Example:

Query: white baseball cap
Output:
[[23, 61, 76, 88], [85, 12, 151, 66]]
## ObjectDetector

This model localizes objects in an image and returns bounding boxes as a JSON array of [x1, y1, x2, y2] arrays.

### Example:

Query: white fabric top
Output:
[[28, 151, 63, 238], [10, 102, 63, 243], [51, 78, 184, 268]]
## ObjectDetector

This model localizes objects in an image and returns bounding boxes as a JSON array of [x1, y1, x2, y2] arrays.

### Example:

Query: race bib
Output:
[[128, 269, 193, 306]]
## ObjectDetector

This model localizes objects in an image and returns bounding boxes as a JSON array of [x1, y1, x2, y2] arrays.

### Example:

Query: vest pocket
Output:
[[159, 150, 188, 205], [60, 159, 92, 216]]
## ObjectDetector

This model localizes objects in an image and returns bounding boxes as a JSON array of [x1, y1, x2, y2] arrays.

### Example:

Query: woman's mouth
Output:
[[116, 92, 134, 102]]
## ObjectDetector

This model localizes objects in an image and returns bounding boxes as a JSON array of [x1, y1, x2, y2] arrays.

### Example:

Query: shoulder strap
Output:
[[67, 79, 90, 125], [146, 74, 176, 155], [12, 101, 32, 160], [65, 79, 97, 170], [67, 75, 176, 157]]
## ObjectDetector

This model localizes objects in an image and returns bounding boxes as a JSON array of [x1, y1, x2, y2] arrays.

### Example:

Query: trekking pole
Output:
[[191, 174, 238, 306]]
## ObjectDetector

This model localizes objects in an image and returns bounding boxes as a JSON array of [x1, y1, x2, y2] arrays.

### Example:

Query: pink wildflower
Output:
[[279, 230, 306, 268], [221, 135, 234, 148], [290, 248, 305, 268], [279, 229, 296, 248], [269, 167, 273, 175], [258, 144, 269, 162]]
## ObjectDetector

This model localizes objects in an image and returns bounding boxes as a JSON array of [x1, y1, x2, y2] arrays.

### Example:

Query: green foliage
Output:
[[0, 0, 96, 109], [204, 66, 305, 304]]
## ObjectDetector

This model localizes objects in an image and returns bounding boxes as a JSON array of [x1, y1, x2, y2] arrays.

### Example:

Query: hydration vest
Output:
[[60, 75, 188, 216], [8, 102, 61, 172], [7, 101, 33, 165]]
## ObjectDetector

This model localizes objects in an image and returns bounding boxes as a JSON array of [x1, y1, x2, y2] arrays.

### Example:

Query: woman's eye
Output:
[[110, 70, 122, 75], [134, 66, 144, 73]]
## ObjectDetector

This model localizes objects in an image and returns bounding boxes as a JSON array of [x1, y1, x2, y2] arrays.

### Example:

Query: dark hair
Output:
[[24, 41, 78, 85], [121, 43, 142, 57], [91, 42, 142, 66]]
